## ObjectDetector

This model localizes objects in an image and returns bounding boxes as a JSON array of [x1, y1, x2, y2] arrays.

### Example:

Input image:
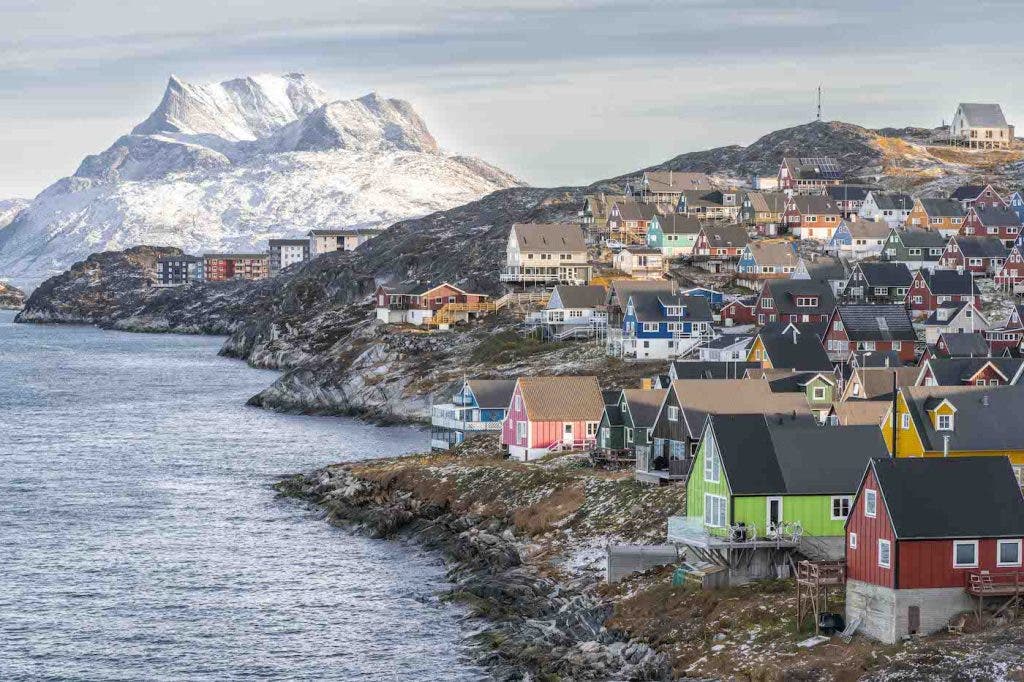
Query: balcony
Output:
[[431, 405, 503, 432]]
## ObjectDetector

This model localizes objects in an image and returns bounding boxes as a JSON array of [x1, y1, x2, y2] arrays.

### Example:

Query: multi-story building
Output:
[[268, 239, 310, 275], [156, 255, 204, 286], [777, 156, 844, 193], [307, 228, 384, 256], [500, 223, 591, 286], [949, 102, 1014, 149], [203, 253, 269, 281]]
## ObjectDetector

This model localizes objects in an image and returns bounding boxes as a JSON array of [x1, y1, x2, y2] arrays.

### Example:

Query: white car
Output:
[[605, 240, 626, 251]]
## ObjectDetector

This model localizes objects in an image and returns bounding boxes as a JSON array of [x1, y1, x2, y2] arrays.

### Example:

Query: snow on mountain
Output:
[[0, 199, 29, 231], [0, 73, 522, 289]]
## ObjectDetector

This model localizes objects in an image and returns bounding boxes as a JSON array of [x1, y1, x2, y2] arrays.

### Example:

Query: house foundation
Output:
[[846, 578, 974, 643]]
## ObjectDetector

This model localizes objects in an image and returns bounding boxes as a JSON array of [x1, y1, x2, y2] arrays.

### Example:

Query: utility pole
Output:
[[816, 85, 822, 122]]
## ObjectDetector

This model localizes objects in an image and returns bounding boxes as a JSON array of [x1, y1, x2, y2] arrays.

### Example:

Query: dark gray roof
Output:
[[628, 292, 712, 323], [791, 195, 841, 214], [602, 404, 625, 428], [918, 198, 965, 218], [467, 379, 517, 409], [836, 304, 916, 342], [804, 256, 849, 281], [957, 103, 1009, 128], [923, 301, 970, 326], [614, 201, 659, 221], [950, 185, 988, 201], [700, 335, 753, 351], [826, 185, 873, 202], [870, 457, 1024, 539], [782, 157, 844, 181], [602, 389, 621, 405], [973, 206, 1021, 227], [622, 389, 668, 428], [901, 385, 1024, 452], [757, 322, 833, 371], [670, 360, 759, 380], [766, 279, 836, 315], [869, 192, 914, 211], [893, 228, 946, 248], [851, 350, 903, 368], [550, 285, 606, 310], [954, 236, 1009, 259], [922, 357, 1022, 385], [701, 224, 749, 248], [654, 214, 703, 234], [936, 332, 990, 357], [158, 255, 202, 263], [918, 269, 980, 296], [711, 415, 886, 496], [269, 238, 309, 246], [856, 262, 913, 288]]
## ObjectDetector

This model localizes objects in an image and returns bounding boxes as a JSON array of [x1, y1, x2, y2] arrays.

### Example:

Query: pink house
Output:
[[501, 376, 604, 462]]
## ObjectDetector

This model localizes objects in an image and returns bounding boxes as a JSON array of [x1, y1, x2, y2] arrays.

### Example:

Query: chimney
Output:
[[982, 394, 990, 407], [943, 434, 950, 457]]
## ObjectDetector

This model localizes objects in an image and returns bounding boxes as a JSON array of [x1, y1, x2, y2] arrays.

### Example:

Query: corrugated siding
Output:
[[733, 495, 846, 537], [846, 469, 896, 588], [898, 539, 1014, 589], [501, 385, 528, 448], [685, 437, 731, 536]]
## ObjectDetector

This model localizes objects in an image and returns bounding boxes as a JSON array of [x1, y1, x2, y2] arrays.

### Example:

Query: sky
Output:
[[2, 0, 1022, 199]]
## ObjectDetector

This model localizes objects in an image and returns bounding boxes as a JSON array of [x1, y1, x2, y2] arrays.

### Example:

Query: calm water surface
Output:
[[0, 310, 485, 681]]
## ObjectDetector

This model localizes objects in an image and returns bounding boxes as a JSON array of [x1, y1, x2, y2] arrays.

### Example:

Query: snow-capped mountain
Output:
[[0, 199, 29, 231], [0, 73, 523, 289]]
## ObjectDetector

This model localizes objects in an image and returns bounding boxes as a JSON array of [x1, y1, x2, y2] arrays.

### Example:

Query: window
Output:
[[813, 386, 826, 400], [878, 539, 891, 568], [704, 494, 727, 528], [865, 489, 877, 518], [600, 427, 609, 442], [1013, 465, 1024, 487], [626, 427, 634, 443], [998, 539, 1022, 567], [667, 406, 679, 422], [831, 496, 852, 520], [515, 395, 522, 412], [703, 435, 720, 483], [642, 322, 659, 333], [953, 540, 978, 568], [937, 414, 954, 431], [849, 532, 858, 549], [901, 413, 910, 430], [587, 422, 598, 437], [516, 421, 527, 441]]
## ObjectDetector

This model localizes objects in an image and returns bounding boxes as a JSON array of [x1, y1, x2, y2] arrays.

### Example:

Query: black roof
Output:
[[701, 224, 749, 248], [901, 385, 1024, 452], [628, 292, 713, 323], [851, 350, 903, 368], [804, 256, 848, 282], [765, 279, 836, 315], [870, 192, 914, 211], [856, 261, 913, 288], [892, 228, 946, 248], [602, 404, 625, 428], [700, 335, 754, 351], [757, 322, 834, 371], [973, 206, 1021, 227], [918, 198, 965, 218], [670, 360, 760, 380], [711, 415, 886, 496], [467, 379, 517, 409], [918, 269, 980, 296], [836, 304, 917, 342], [870, 457, 1024, 539], [602, 389, 622, 405], [954, 236, 1009, 259], [950, 185, 987, 201]]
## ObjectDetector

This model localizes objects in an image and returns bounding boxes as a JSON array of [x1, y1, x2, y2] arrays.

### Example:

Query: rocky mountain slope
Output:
[[0, 73, 522, 290], [19, 117, 1024, 419], [0, 199, 29, 231], [0, 281, 25, 309]]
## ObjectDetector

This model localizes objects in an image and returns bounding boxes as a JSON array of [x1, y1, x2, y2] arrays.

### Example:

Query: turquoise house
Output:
[[646, 214, 702, 258]]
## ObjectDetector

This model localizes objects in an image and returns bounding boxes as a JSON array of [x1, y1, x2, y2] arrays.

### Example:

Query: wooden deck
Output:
[[968, 571, 1024, 597]]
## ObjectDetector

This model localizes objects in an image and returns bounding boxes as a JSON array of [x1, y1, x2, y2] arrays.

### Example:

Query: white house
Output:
[[500, 223, 592, 286], [949, 103, 1014, 149], [528, 285, 608, 340], [858, 192, 914, 227], [613, 247, 667, 279], [923, 301, 990, 346]]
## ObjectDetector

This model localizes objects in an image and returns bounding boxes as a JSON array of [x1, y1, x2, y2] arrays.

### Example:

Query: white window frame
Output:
[[878, 539, 891, 568], [849, 532, 858, 549], [864, 489, 877, 518], [901, 413, 911, 430], [813, 386, 826, 400], [953, 540, 979, 568], [831, 495, 852, 520], [937, 413, 954, 431], [667, 406, 679, 422], [703, 434, 720, 483], [704, 493, 727, 528], [997, 539, 1023, 568]]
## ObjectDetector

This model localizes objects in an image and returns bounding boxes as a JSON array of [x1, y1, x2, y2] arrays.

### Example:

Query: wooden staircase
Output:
[[427, 292, 550, 327]]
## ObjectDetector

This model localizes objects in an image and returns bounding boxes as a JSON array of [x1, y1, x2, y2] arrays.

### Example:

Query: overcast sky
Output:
[[2, 0, 1022, 198]]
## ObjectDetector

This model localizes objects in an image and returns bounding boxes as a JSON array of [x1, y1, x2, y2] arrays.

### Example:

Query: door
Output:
[[908, 605, 920, 635], [767, 497, 783, 531], [562, 423, 574, 445]]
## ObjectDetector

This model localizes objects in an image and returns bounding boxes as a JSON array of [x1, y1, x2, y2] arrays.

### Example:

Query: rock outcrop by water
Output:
[[278, 465, 674, 681], [0, 281, 25, 309]]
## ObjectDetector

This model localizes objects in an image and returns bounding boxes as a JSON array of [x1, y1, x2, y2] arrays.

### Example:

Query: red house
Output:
[[960, 206, 1022, 247], [906, 269, 980, 317], [501, 376, 604, 462], [994, 245, 1024, 291], [754, 278, 836, 325], [692, 224, 748, 259], [374, 281, 491, 326], [937, 235, 1008, 277], [950, 184, 1006, 211], [720, 296, 756, 327], [846, 457, 1024, 643], [823, 304, 917, 363]]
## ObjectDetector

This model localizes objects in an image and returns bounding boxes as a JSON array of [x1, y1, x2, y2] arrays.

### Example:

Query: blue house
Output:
[[430, 378, 517, 450], [679, 286, 725, 307], [616, 292, 714, 360], [1008, 191, 1024, 224]]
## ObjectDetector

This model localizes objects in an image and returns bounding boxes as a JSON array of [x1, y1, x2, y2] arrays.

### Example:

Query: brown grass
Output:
[[512, 486, 585, 535]]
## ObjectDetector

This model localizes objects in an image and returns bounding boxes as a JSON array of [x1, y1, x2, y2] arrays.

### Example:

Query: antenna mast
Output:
[[816, 85, 822, 122]]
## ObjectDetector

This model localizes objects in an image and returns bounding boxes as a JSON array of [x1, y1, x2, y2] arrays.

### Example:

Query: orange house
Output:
[[905, 198, 965, 237]]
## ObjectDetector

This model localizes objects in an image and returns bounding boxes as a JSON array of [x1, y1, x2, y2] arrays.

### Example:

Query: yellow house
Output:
[[745, 323, 833, 372], [882, 386, 1024, 480]]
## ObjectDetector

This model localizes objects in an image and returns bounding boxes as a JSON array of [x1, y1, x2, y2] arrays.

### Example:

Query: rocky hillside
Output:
[[0, 281, 25, 309], [0, 73, 523, 290]]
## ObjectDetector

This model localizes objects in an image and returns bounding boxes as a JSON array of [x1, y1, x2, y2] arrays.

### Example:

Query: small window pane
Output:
[[1000, 542, 1020, 565]]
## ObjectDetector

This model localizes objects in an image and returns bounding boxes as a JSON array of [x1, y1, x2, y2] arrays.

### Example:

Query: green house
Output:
[[685, 413, 887, 556], [880, 227, 945, 267], [597, 402, 626, 455], [645, 214, 702, 258], [598, 388, 667, 463], [757, 370, 837, 424]]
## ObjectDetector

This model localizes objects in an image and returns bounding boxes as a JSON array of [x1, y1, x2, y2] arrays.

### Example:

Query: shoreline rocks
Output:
[[277, 466, 674, 681]]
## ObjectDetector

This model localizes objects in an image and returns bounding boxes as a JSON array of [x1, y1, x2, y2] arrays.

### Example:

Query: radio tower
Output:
[[816, 85, 822, 122]]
